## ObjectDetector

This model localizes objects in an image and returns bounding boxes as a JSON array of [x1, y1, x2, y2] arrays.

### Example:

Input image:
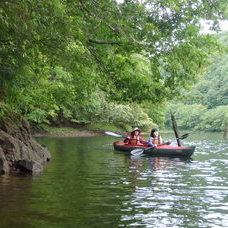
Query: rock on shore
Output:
[[0, 112, 51, 175]]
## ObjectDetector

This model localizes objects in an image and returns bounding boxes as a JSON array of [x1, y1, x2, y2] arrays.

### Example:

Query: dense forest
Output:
[[0, 0, 227, 132], [166, 31, 228, 131]]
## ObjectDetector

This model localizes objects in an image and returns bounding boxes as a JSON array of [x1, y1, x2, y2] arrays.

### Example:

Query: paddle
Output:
[[130, 133, 189, 156], [105, 131, 125, 138]]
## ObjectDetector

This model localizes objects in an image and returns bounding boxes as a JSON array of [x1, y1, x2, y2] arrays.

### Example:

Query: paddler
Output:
[[124, 127, 146, 145], [148, 129, 171, 147]]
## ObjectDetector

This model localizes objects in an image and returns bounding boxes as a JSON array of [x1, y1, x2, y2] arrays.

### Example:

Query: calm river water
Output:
[[0, 132, 228, 227]]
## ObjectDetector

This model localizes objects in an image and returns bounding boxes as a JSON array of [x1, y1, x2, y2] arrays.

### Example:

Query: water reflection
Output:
[[119, 142, 228, 227], [0, 175, 34, 227], [0, 133, 227, 227]]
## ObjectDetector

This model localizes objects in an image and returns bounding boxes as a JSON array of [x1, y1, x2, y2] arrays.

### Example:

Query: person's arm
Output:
[[139, 136, 145, 143], [135, 136, 143, 145], [166, 139, 172, 145], [124, 136, 130, 143], [139, 136, 147, 145], [148, 137, 156, 147], [159, 136, 163, 144]]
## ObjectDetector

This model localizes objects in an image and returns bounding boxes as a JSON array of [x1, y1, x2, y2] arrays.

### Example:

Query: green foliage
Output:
[[166, 103, 228, 131], [0, 0, 226, 128], [104, 54, 162, 103], [185, 54, 228, 109], [183, 31, 228, 108], [0, 102, 11, 117], [199, 106, 228, 131], [144, 103, 167, 126], [25, 109, 48, 124], [74, 90, 157, 131], [166, 103, 207, 130], [165, 31, 228, 131]]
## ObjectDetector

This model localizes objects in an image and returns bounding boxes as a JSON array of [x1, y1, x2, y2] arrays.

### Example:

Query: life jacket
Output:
[[125, 135, 144, 145], [129, 139, 137, 145]]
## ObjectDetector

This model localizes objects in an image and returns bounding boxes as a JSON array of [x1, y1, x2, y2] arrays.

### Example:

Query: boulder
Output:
[[0, 111, 51, 175], [0, 147, 9, 174], [17, 160, 43, 173]]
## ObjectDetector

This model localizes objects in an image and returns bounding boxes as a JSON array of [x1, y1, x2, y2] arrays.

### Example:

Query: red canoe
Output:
[[113, 142, 195, 158]]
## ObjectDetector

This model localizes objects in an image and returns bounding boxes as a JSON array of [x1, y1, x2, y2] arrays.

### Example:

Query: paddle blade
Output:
[[130, 148, 144, 156], [179, 133, 189, 140], [105, 131, 123, 138]]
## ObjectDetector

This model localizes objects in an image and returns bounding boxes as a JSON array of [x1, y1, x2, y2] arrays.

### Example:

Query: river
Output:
[[0, 132, 227, 227]]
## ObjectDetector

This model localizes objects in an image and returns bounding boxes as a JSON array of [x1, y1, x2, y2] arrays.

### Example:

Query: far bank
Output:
[[31, 123, 227, 140]]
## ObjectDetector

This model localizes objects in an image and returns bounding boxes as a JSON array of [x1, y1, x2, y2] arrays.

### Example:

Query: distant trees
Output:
[[166, 103, 228, 131], [166, 31, 228, 131]]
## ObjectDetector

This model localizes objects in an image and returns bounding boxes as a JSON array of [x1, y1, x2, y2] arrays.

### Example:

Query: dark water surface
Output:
[[0, 133, 228, 227]]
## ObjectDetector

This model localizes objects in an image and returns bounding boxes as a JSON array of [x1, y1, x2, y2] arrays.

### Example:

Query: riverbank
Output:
[[31, 124, 190, 138], [32, 123, 166, 137], [32, 123, 127, 137], [33, 127, 103, 137], [32, 124, 161, 137], [32, 124, 227, 139]]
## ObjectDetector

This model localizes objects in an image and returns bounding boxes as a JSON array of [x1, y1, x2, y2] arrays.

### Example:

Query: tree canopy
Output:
[[0, 0, 227, 127]]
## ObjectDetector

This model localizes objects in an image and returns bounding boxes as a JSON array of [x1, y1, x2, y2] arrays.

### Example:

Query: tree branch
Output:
[[88, 39, 121, 45], [78, 0, 117, 33], [78, 0, 144, 48]]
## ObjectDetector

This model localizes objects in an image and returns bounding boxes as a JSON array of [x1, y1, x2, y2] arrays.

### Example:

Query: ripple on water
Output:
[[118, 137, 228, 227], [0, 134, 227, 227]]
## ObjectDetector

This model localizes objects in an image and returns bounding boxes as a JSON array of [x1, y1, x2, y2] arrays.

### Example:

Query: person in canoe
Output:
[[124, 127, 147, 146], [148, 128, 171, 147]]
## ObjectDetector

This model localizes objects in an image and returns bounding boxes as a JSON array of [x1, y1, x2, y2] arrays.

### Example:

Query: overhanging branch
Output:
[[88, 39, 121, 45]]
